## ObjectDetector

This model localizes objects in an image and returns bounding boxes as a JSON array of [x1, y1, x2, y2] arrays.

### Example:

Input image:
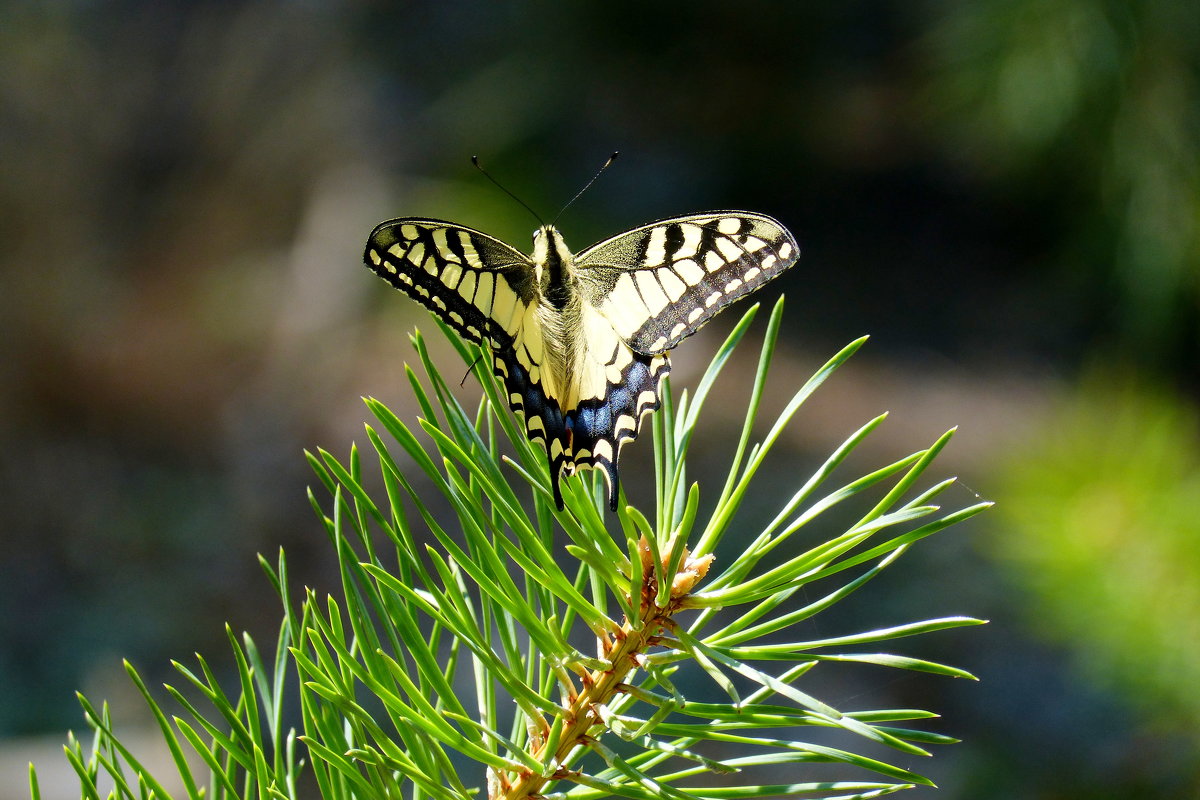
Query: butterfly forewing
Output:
[[365, 218, 536, 344], [575, 212, 799, 355]]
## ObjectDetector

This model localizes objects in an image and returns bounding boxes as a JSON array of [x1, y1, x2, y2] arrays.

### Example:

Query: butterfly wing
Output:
[[560, 306, 669, 511], [574, 212, 799, 355], [365, 217, 535, 344], [366, 218, 572, 502]]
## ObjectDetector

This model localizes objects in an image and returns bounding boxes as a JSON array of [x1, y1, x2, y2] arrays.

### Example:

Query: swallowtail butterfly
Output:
[[364, 211, 799, 510]]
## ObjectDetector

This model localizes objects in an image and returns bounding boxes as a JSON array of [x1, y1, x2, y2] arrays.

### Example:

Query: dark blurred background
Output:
[[2, 1, 1197, 797]]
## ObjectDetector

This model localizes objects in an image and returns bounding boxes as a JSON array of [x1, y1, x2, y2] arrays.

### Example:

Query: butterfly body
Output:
[[365, 212, 798, 510]]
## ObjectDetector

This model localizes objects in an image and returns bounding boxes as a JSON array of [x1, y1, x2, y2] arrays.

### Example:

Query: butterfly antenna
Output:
[[472, 155, 544, 226], [552, 151, 619, 227]]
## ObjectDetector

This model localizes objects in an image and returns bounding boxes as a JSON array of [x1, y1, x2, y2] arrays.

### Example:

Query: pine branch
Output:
[[38, 296, 987, 800]]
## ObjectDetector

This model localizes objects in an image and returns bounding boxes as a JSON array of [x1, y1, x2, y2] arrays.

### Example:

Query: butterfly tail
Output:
[[550, 459, 566, 511], [602, 461, 620, 512]]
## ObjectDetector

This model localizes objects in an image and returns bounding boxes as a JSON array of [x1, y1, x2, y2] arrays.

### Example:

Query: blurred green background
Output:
[[1, 1, 1197, 797]]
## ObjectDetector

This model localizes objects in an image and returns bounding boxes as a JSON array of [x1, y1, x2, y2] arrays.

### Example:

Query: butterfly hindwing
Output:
[[558, 307, 670, 508], [575, 212, 799, 355]]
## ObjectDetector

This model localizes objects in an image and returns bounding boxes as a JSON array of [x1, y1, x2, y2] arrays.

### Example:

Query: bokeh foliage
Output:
[[992, 373, 1200, 738], [924, 0, 1200, 365]]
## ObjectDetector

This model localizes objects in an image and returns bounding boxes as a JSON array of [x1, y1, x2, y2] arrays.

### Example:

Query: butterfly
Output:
[[364, 211, 799, 510]]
